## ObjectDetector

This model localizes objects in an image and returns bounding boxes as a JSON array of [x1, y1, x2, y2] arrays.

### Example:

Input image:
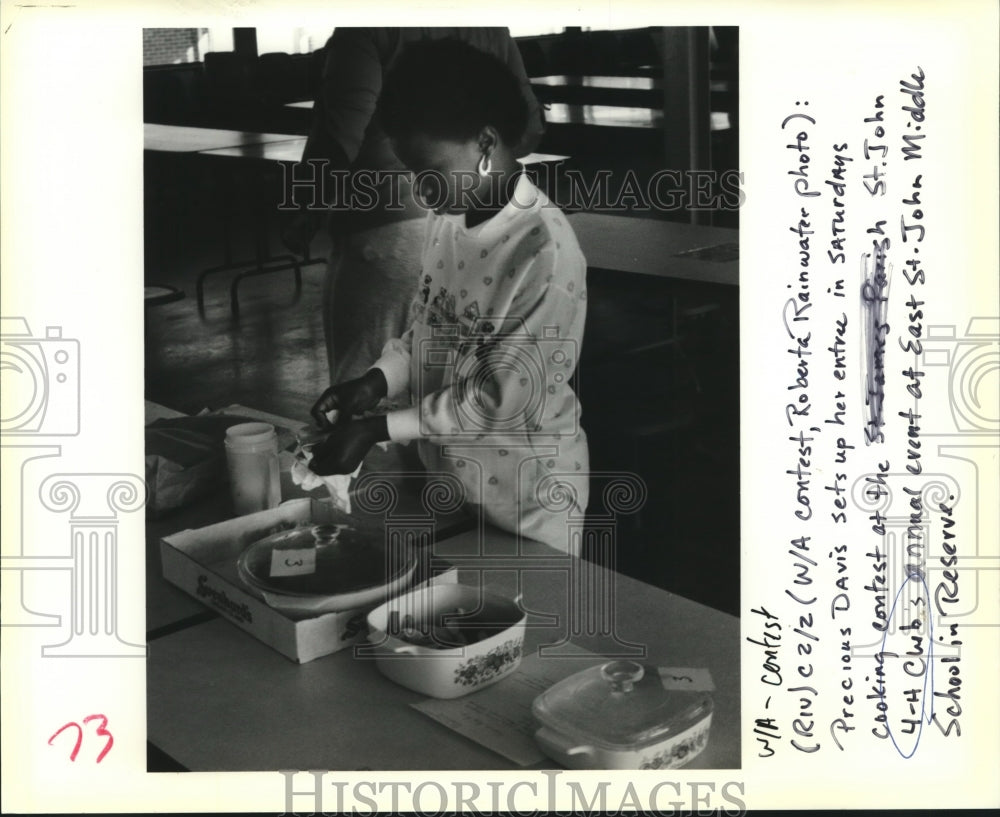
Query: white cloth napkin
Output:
[[290, 452, 362, 514]]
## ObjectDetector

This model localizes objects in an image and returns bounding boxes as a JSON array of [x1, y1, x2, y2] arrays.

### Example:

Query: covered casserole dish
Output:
[[531, 660, 713, 769], [237, 523, 417, 615]]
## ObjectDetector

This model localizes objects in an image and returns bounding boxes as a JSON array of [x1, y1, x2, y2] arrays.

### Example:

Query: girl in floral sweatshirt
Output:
[[309, 38, 589, 553]]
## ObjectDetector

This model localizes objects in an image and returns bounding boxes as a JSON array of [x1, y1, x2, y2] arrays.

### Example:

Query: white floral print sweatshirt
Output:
[[370, 172, 589, 552]]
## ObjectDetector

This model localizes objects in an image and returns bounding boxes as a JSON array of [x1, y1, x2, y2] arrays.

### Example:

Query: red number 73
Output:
[[48, 714, 114, 763]]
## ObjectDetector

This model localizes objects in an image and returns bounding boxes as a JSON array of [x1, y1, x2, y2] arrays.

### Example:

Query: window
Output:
[[253, 25, 335, 56]]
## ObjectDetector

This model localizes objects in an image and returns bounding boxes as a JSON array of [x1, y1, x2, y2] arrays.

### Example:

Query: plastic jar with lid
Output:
[[224, 422, 281, 515]]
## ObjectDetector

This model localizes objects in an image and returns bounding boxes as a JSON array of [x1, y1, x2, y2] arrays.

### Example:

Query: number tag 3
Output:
[[270, 547, 317, 577], [657, 667, 715, 692]]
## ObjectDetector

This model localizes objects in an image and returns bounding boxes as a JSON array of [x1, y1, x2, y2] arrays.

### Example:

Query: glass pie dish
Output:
[[236, 523, 417, 615], [531, 660, 713, 769]]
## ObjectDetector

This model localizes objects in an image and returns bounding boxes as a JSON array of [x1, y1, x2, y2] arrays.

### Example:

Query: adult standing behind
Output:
[[283, 28, 545, 388]]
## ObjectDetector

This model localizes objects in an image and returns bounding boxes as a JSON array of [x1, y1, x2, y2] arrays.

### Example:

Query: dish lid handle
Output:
[[311, 524, 347, 545], [600, 660, 645, 694]]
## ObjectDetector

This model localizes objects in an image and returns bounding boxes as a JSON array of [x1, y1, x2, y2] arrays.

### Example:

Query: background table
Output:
[[198, 138, 308, 163], [144, 123, 302, 154], [144, 124, 314, 314], [144, 126, 321, 315], [569, 212, 738, 287], [530, 75, 732, 117]]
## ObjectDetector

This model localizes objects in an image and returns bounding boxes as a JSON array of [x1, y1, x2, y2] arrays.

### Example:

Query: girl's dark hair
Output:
[[378, 38, 529, 147]]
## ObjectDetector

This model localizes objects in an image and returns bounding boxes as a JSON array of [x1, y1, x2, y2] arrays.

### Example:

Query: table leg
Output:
[[198, 161, 321, 316]]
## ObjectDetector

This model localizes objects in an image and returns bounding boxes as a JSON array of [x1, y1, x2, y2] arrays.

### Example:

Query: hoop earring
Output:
[[477, 154, 493, 178]]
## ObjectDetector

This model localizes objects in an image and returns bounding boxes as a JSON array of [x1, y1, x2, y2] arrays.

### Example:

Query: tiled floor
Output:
[[144, 159, 740, 615]]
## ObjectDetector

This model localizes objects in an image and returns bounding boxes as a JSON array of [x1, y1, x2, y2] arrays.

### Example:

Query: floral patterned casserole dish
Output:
[[365, 583, 526, 699], [531, 660, 713, 769]]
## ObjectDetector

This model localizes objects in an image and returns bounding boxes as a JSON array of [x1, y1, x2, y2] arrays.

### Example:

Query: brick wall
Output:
[[143, 29, 202, 66]]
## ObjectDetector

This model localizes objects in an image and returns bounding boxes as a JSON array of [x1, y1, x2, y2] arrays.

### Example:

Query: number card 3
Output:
[[269, 547, 316, 577]]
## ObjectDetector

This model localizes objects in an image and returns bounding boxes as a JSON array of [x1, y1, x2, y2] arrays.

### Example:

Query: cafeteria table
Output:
[[193, 137, 322, 315], [144, 124, 317, 317], [532, 75, 664, 109], [147, 528, 739, 772], [566, 211, 738, 414], [143, 402, 472, 636], [534, 74, 666, 89], [569, 212, 738, 287], [145, 406, 741, 771], [544, 102, 730, 133], [200, 137, 307, 164], [530, 75, 733, 112], [143, 123, 303, 154]]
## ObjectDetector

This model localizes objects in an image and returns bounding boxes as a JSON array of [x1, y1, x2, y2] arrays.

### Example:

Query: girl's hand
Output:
[[308, 416, 388, 476], [311, 369, 389, 429]]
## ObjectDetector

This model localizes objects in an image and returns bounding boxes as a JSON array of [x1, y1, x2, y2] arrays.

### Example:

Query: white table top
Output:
[[543, 103, 729, 132], [196, 144, 567, 165], [569, 212, 739, 287], [518, 151, 570, 165], [532, 75, 730, 93], [144, 123, 303, 154], [198, 138, 309, 163], [533, 74, 662, 90], [147, 524, 740, 770]]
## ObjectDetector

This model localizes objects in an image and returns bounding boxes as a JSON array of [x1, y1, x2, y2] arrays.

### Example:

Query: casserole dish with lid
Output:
[[531, 660, 713, 769], [236, 522, 417, 615]]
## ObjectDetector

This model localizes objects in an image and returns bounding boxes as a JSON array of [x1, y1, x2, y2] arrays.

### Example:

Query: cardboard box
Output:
[[160, 497, 456, 663]]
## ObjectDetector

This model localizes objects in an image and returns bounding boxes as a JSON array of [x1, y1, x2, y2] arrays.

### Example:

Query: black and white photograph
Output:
[[141, 23, 743, 775], [2, 2, 997, 814]]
